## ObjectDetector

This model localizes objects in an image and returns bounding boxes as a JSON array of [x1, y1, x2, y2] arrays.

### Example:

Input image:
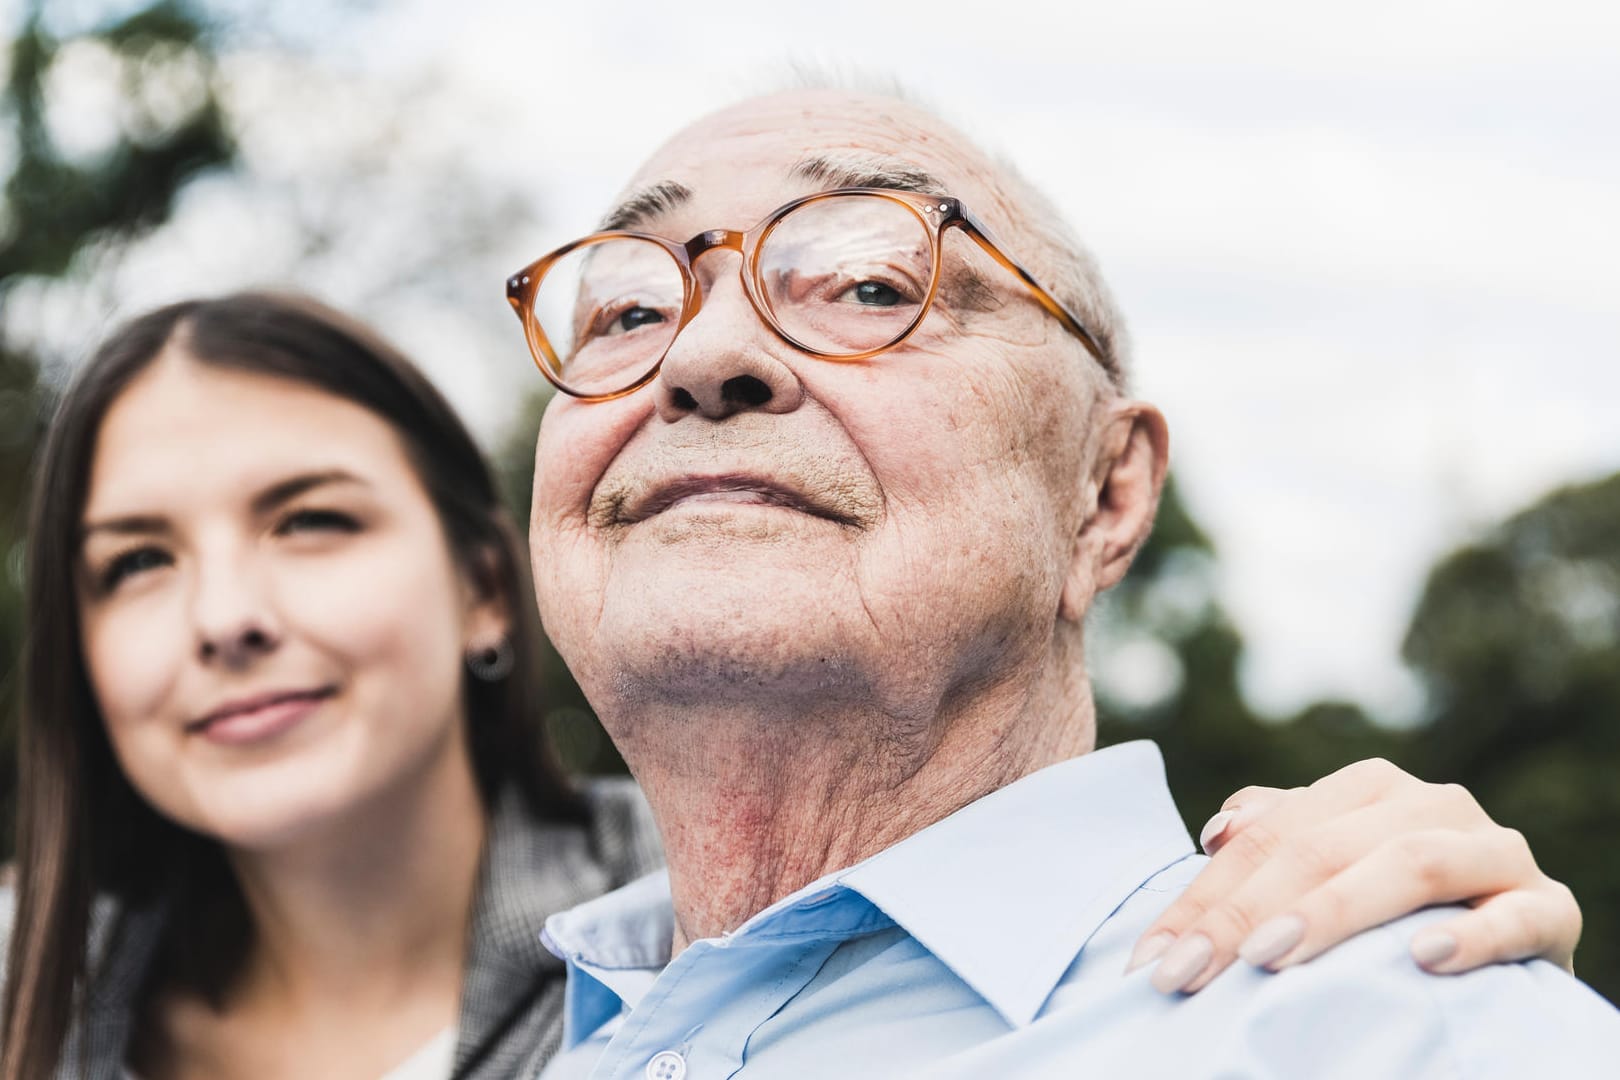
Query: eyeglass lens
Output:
[[527, 194, 934, 398]]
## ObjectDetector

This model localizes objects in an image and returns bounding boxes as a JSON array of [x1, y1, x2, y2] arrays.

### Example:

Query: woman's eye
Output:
[[99, 547, 171, 592], [276, 508, 360, 536]]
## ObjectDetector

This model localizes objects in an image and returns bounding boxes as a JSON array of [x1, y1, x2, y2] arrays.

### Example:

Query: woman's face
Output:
[[76, 351, 503, 851]]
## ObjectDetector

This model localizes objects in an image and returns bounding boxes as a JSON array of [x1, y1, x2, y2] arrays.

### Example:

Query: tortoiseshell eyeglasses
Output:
[[505, 187, 1111, 402]]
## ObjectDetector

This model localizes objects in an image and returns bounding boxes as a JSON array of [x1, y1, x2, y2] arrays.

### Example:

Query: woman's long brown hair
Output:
[[1, 293, 584, 1079]]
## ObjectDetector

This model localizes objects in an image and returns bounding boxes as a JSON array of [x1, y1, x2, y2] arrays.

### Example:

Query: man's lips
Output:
[[618, 473, 862, 527], [188, 686, 337, 743]]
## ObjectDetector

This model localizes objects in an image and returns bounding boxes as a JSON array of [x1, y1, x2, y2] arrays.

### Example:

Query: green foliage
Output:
[[1, 3, 232, 281], [0, 0, 236, 855], [1404, 473, 1620, 1004]]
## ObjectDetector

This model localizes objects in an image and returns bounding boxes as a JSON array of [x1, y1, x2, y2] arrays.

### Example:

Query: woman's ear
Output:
[[1059, 400, 1169, 623], [460, 544, 513, 648]]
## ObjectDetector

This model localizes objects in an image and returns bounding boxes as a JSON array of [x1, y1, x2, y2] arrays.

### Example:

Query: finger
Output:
[[1304, 757, 1415, 804], [1410, 882, 1581, 975], [1212, 760, 1432, 855], [1162, 800, 1506, 993], [1134, 776, 1429, 970], [1242, 825, 1538, 973], [1126, 815, 1284, 976], [1139, 792, 1316, 947], [1199, 786, 1286, 855]]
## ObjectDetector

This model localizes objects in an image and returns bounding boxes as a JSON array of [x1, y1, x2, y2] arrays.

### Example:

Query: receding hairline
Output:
[[598, 151, 952, 234], [596, 79, 1133, 387]]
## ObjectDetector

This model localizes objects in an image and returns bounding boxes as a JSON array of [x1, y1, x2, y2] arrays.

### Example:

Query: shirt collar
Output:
[[543, 871, 674, 1048], [837, 739, 1194, 1027], [545, 740, 1194, 1040]]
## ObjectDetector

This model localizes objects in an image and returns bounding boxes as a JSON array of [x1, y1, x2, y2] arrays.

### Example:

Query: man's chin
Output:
[[588, 579, 869, 701]]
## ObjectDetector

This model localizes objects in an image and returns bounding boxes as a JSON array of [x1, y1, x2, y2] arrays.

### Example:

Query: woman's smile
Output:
[[187, 684, 339, 746]]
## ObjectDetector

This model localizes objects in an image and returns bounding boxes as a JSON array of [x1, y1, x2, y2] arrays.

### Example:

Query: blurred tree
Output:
[[1404, 472, 1620, 1004], [0, 0, 235, 853], [1091, 475, 1403, 822], [0, 2, 231, 283], [0, 345, 39, 851]]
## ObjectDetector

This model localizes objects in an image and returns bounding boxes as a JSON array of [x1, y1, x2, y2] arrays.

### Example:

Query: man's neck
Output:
[[612, 665, 1094, 954]]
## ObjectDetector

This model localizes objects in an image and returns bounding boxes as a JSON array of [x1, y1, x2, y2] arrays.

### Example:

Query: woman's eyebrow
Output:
[[250, 469, 369, 515], [80, 514, 168, 542], [78, 471, 369, 551]]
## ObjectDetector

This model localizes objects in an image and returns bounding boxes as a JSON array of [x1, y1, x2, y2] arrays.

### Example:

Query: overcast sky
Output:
[[13, 0, 1619, 719]]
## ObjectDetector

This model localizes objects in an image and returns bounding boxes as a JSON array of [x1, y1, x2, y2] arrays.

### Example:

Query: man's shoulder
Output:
[[1178, 909, 1617, 1077], [999, 875, 1620, 1080], [885, 852, 1620, 1079]]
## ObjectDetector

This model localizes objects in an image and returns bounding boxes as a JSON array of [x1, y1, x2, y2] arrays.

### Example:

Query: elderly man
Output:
[[516, 88, 1619, 1077]]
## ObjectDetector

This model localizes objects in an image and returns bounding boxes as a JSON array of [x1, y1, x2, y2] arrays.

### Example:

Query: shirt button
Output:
[[645, 1050, 687, 1080]]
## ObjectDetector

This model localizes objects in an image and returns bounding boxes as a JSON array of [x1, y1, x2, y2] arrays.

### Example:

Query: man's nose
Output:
[[191, 546, 281, 671], [653, 250, 805, 422]]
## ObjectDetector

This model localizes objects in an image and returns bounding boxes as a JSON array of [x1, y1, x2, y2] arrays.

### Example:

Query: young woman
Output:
[[0, 293, 1583, 1078]]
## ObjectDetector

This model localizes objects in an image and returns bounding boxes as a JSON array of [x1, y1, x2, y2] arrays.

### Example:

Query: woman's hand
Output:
[[1127, 758, 1581, 994]]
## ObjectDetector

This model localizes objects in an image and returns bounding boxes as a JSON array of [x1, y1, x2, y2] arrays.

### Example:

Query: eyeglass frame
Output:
[[504, 186, 1113, 403]]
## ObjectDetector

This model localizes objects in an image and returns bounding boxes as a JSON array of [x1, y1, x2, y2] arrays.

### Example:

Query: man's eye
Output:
[[99, 547, 171, 592], [580, 301, 671, 345], [276, 508, 360, 536], [848, 281, 903, 307], [617, 306, 666, 332]]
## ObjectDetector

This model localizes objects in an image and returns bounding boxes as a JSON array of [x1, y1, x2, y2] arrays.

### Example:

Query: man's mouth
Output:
[[617, 473, 863, 527]]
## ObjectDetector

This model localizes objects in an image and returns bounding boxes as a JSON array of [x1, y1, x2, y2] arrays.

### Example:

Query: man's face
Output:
[[529, 90, 1109, 718]]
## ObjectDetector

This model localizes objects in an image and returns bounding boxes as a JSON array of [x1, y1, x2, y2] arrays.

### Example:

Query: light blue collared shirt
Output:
[[540, 741, 1620, 1079]]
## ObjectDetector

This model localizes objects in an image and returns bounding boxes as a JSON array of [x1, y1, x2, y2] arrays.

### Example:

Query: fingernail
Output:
[[1198, 810, 1237, 854], [1151, 933, 1213, 994], [1240, 914, 1305, 968], [1411, 929, 1458, 969], [1125, 931, 1176, 974]]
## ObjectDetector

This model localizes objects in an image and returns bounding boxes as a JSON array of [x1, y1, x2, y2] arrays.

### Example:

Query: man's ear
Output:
[[1059, 400, 1169, 623]]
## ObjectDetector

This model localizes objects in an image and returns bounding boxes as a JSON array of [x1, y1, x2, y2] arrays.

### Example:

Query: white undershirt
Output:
[[381, 1027, 457, 1080]]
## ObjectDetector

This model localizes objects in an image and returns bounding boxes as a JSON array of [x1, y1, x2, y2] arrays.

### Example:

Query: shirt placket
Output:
[[592, 934, 844, 1080]]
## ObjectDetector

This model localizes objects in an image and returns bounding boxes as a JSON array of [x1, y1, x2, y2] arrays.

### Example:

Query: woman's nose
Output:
[[191, 552, 282, 671]]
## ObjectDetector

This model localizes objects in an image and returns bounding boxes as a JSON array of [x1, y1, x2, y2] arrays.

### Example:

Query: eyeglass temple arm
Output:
[[954, 208, 1114, 377]]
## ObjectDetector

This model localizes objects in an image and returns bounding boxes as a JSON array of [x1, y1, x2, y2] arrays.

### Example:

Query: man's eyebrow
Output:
[[250, 469, 368, 516], [598, 181, 694, 232], [790, 155, 950, 196]]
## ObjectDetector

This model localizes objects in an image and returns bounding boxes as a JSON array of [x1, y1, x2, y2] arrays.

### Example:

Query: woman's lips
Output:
[[190, 687, 336, 747]]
